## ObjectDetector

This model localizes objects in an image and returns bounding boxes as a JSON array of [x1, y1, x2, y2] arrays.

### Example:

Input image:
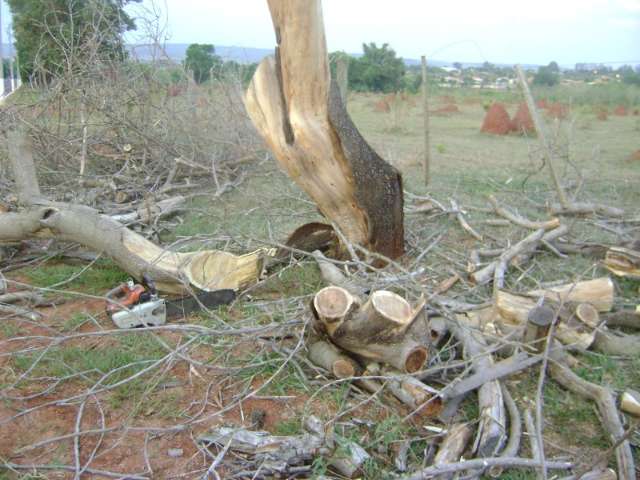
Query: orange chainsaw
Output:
[[105, 274, 235, 328]]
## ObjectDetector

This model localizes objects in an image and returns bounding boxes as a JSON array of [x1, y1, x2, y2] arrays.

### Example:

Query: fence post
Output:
[[421, 55, 431, 186]]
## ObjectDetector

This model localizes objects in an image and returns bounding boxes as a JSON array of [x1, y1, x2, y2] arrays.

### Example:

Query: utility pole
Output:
[[421, 55, 431, 186]]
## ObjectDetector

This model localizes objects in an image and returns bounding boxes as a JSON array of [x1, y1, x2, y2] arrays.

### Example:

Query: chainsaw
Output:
[[105, 274, 235, 329]]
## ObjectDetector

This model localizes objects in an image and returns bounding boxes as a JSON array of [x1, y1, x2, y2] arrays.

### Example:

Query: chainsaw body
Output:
[[106, 276, 166, 328], [111, 298, 166, 329], [105, 275, 236, 329]]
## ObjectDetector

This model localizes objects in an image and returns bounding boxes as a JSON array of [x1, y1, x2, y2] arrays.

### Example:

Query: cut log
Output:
[[433, 423, 473, 479], [447, 321, 506, 457], [312, 286, 429, 373], [495, 291, 597, 350], [245, 0, 404, 259], [109, 196, 186, 224], [380, 365, 441, 417], [593, 328, 640, 357], [523, 305, 554, 353], [307, 338, 358, 378], [528, 277, 614, 312], [603, 247, 640, 279]]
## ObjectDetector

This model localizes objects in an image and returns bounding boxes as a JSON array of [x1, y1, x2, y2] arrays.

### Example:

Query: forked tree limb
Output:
[[549, 354, 635, 480], [245, 0, 404, 258]]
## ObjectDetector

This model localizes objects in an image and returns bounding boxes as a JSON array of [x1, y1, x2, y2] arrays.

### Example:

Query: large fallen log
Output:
[[311, 286, 429, 373], [1, 130, 269, 294], [245, 0, 404, 259]]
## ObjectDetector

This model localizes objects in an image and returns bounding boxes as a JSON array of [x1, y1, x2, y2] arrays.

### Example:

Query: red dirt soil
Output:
[[596, 109, 608, 121], [536, 99, 549, 109], [511, 102, 535, 134], [633, 109, 639, 116], [433, 104, 460, 115], [546, 102, 569, 119], [373, 99, 391, 113], [613, 105, 628, 116], [481, 102, 513, 135], [630, 150, 640, 161]]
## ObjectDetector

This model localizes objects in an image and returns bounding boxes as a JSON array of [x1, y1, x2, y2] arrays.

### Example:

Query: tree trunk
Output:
[[245, 0, 404, 259]]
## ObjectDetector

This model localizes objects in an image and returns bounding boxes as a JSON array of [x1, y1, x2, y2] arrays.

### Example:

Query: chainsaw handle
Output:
[[142, 273, 157, 295], [106, 283, 146, 314]]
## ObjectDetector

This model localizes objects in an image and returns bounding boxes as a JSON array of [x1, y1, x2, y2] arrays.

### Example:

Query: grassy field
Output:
[[1, 85, 639, 479]]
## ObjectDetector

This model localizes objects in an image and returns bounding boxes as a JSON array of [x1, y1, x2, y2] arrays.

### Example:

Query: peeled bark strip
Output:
[[245, 0, 404, 259], [620, 390, 640, 417], [312, 286, 429, 373], [603, 247, 640, 279]]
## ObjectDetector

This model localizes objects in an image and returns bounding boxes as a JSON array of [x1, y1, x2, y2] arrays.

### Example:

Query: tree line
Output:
[[6, 1, 640, 91]]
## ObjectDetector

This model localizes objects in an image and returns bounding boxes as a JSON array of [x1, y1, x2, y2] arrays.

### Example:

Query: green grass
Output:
[[273, 418, 303, 436], [23, 258, 128, 295], [235, 350, 309, 396], [12, 332, 166, 406]]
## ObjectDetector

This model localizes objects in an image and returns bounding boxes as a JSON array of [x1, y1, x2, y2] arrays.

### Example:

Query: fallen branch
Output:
[[398, 457, 573, 480], [549, 352, 635, 480], [488, 195, 560, 231]]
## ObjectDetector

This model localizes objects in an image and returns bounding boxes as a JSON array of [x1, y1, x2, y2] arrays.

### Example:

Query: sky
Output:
[[2, 0, 639, 66]]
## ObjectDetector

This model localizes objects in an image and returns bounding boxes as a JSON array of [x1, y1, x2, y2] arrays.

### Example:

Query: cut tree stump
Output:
[[245, 0, 404, 259], [311, 286, 429, 373]]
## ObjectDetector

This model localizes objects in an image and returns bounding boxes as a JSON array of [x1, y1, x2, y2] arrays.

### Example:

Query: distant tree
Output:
[[618, 65, 640, 86], [453, 62, 463, 70], [349, 42, 405, 93], [533, 65, 560, 86], [547, 61, 560, 73], [185, 44, 222, 84], [7, 0, 140, 82]]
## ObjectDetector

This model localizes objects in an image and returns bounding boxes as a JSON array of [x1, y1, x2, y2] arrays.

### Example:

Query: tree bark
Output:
[[245, 0, 404, 259]]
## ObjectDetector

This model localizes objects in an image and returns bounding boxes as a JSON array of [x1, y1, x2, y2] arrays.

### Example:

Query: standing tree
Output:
[[184, 43, 222, 84], [349, 42, 405, 92], [533, 63, 560, 86], [7, 0, 140, 83]]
